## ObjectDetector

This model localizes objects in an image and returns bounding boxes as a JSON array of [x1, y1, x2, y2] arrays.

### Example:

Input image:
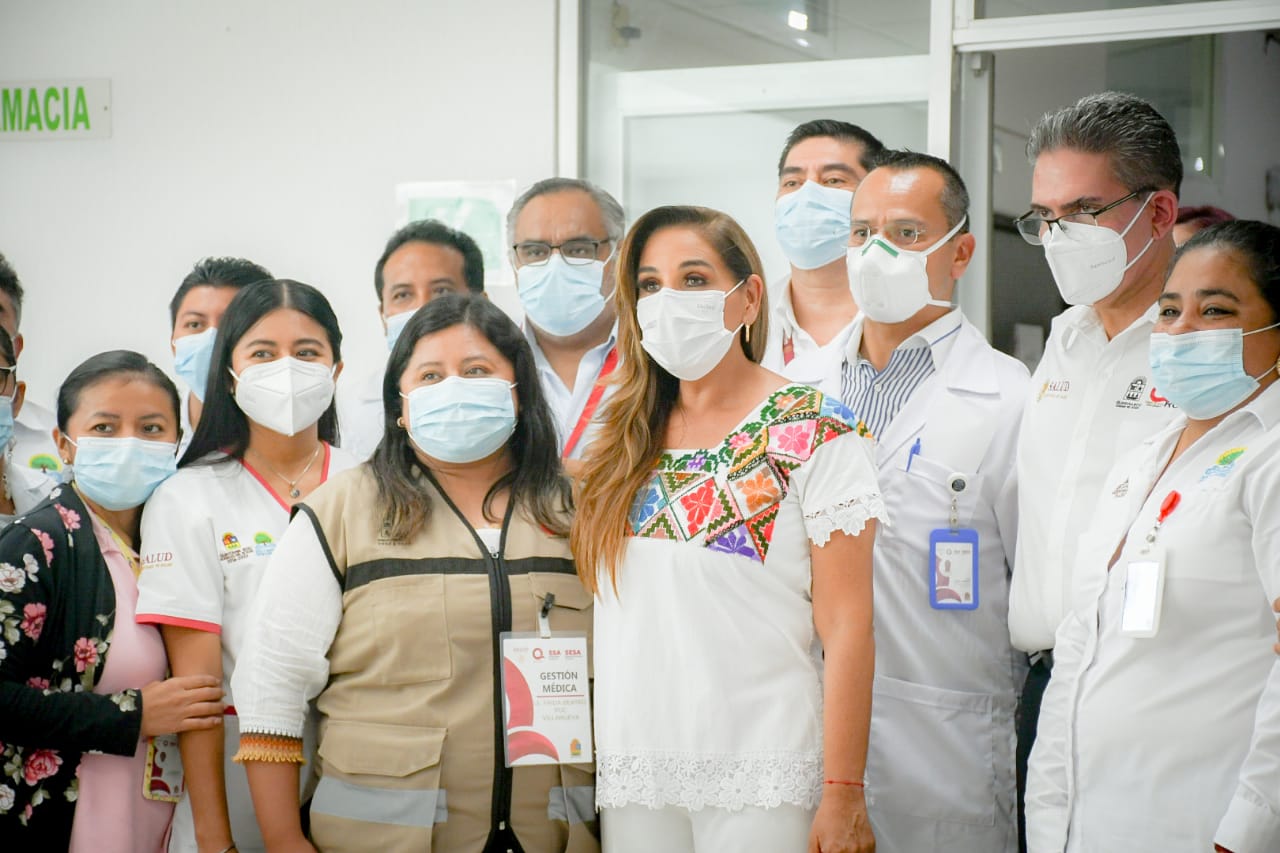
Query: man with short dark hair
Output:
[[168, 256, 273, 451], [0, 252, 61, 476], [508, 177, 624, 462], [1009, 92, 1184, 847], [337, 220, 485, 459], [766, 119, 884, 373], [794, 150, 1027, 852]]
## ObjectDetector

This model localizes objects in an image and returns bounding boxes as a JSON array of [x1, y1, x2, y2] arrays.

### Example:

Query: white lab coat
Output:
[[784, 312, 1028, 853]]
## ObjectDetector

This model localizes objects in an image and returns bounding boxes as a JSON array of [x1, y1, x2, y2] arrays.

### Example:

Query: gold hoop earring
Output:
[[396, 417, 405, 429], [744, 323, 752, 345]]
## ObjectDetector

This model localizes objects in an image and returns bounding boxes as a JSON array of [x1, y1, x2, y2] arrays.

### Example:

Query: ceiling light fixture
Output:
[[788, 10, 809, 31]]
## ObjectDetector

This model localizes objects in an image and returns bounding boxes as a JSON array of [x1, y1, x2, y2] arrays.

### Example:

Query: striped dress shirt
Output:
[[841, 318, 962, 438]]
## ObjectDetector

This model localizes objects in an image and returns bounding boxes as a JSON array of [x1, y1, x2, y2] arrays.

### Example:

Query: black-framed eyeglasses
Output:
[[1014, 189, 1148, 246], [512, 239, 609, 267]]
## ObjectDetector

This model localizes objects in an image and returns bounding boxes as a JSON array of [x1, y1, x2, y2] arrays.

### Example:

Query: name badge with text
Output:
[[500, 632, 592, 767]]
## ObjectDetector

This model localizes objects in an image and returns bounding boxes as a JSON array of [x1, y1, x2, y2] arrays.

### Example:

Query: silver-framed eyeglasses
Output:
[[1013, 189, 1148, 246], [849, 222, 932, 249], [512, 239, 609, 266]]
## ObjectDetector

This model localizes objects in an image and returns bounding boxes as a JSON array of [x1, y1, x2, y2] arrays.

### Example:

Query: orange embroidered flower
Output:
[[740, 469, 780, 514]]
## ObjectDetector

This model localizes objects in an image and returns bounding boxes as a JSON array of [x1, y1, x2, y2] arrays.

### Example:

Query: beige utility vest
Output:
[[297, 465, 599, 853]]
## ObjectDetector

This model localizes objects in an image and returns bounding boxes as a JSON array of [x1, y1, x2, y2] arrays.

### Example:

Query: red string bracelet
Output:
[[824, 779, 864, 787]]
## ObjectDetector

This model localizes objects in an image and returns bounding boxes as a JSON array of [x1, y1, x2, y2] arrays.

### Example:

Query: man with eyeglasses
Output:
[[508, 177, 624, 463], [766, 119, 884, 373], [794, 150, 1027, 853], [1007, 91, 1183, 847], [337, 219, 485, 460]]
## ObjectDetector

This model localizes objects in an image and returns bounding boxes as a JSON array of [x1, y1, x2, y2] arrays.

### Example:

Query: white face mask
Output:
[[230, 357, 336, 437], [846, 216, 966, 324], [636, 280, 745, 381], [1042, 192, 1154, 306]]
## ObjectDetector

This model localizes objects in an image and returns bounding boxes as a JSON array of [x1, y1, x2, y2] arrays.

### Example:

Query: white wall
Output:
[[0, 0, 560, 409]]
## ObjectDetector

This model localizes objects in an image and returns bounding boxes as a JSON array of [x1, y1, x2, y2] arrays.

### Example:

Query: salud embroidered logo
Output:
[[1037, 379, 1070, 402], [1200, 447, 1246, 482]]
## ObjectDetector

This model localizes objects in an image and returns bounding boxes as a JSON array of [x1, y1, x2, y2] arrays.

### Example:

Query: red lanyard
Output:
[[562, 347, 619, 459], [782, 333, 795, 365]]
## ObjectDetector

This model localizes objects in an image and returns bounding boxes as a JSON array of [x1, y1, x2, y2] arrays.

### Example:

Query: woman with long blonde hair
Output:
[[573, 206, 883, 852]]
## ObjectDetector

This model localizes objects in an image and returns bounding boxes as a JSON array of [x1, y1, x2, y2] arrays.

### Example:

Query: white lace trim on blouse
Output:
[[595, 750, 823, 811], [803, 492, 888, 547]]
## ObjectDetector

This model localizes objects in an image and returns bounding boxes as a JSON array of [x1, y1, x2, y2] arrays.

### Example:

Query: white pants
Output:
[[602, 803, 815, 853]]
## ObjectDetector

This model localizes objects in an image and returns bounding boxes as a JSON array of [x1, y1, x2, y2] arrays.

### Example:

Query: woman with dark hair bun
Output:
[[1028, 220, 1280, 850], [232, 293, 598, 852], [136, 280, 359, 853], [0, 350, 223, 850]]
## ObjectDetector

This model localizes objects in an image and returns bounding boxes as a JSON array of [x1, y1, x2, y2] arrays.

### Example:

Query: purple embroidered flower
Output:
[[685, 452, 709, 472], [708, 526, 761, 562]]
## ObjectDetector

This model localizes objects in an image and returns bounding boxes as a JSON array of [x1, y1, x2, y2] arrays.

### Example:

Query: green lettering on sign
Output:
[[24, 88, 42, 131], [43, 88, 60, 131], [1, 89, 19, 131], [71, 87, 89, 130], [0, 80, 110, 138]]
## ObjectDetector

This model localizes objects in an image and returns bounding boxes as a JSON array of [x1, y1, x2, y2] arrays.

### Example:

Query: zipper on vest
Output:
[[420, 468, 523, 853]]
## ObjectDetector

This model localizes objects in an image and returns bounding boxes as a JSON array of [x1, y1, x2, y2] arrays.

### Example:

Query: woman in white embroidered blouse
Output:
[[572, 206, 884, 853]]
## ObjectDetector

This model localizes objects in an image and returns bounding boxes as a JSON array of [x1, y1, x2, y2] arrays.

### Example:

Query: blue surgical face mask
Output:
[[401, 376, 517, 464], [173, 327, 218, 402], [518, 254, 611, 337], [69, 436, 178, 511], [385, 309, 414, 351], [0, 395, 14, 450], [775, 181, 855, 270], [1148, 321, 1280, 420]]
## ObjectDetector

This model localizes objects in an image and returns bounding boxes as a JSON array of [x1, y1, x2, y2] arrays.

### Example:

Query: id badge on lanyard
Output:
[[143, 734, 185, 802], [929, 470, 979, 611], [1120, 491, 1180, 638], [499, 597, 592, 767]]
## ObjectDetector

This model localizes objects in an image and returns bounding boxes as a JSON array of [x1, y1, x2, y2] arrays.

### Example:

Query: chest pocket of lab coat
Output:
[[896, 453, 984, 530]]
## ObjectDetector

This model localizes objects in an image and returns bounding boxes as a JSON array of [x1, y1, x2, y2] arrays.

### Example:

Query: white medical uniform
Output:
[[760, 276, 857, 374], [136, 444, 359, 853], [785, 310, 1028, 853], [525, 323, 618, 460], [12, 399, 62, 478], [1027, 383, 1280, 853], [4, 460, 54, 520], [1009, 304, 1179, 653], [336, 361, 385, 461]]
